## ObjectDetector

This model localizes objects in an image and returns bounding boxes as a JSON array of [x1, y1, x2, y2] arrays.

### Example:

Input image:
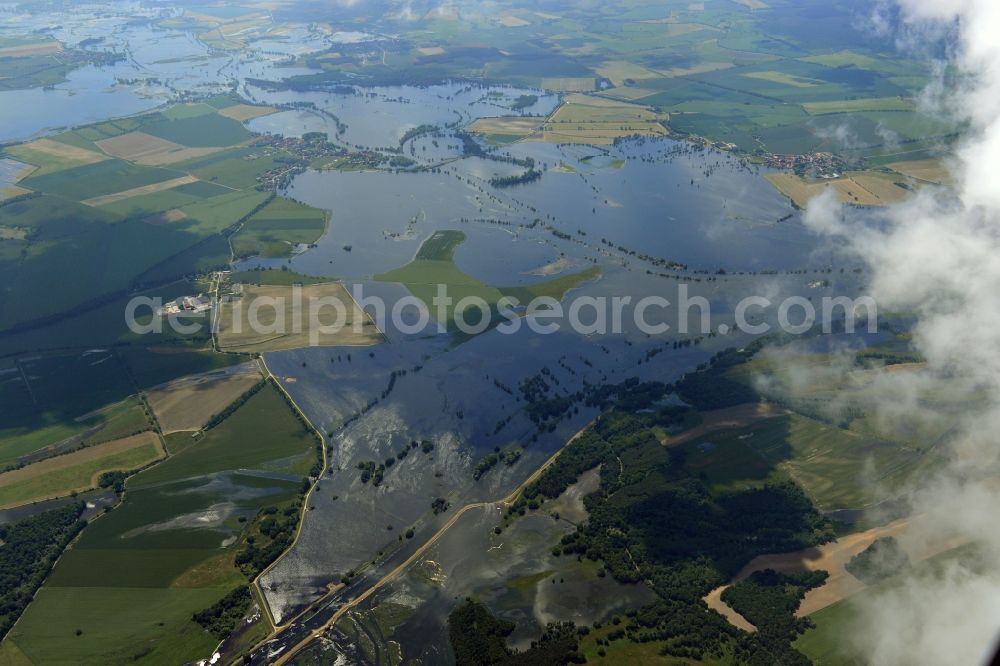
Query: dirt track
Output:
[[270, 422, 595, 665]]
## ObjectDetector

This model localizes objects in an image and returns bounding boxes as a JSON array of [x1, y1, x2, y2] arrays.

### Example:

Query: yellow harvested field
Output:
[[417, 46, 446, 56], [10, 138, 106, 174], [844, 173, 911, 204], [217, 282, 384, 352], [96, 131, 182, 160], [83, 175, 199, 207], [497, 14, 530, 27], [766, 172, 909, 208], [0, 40, 62, 57], [0, 432, 163, 509], [467, 95, 668, 145], [888, 158, 951, 184], [595, 60, 662, 86], [95, 131, 223, 166], [466, 116, 543, 137], [143, 209, 188, 225], [549, 96, 660, 121], [0, 186, 31, 203], [733, 0, 769, 8], [541, 76, 595, 92], [146, 365, 262, 434], [218, 104, 277, 121]]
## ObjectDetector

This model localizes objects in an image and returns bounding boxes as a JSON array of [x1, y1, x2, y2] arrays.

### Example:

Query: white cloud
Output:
[[801, 0, 1000, 662]]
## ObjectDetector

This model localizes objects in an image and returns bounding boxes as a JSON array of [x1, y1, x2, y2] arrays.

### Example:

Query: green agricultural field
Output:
[[0, 280, 211, 357], [0, 351, 134, 462], [0, 391, 147, 467], [140, 113, 251, 148], [6, 586, 228, 666], [4, 381, 315, 665], [97, 180, 233, 218], [120, 347, 243, 390], [132, 383, 315, 486], [803, 97, 914, 115], [230, 196, 326, 258], [793, 544, 979, 665], [792, 596, 858, 666], [178, 189, 271, 236], [675, 423, 789, 494], [736, 413, 926, 511], [161, 102, 218, 120], [20, 159, 181, 202], [0, 433, 162, 508], [228, 268, 329, 286], [0, 100, 324, 333]]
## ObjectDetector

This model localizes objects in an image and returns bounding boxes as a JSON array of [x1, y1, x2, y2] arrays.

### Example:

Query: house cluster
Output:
[[160, 294, 212, 316], [765, 152, 847, 177]]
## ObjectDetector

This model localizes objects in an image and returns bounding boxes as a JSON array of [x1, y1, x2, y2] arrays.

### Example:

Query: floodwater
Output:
[[239, 83, 862, 625], [1, 5, 871, 658]]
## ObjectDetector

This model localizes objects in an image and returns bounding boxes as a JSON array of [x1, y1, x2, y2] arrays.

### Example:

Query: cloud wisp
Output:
[[801, 1, 1000, 663]]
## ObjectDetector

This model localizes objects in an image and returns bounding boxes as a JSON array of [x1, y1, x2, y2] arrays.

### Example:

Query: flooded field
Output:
[[0, 6, 876, 661]]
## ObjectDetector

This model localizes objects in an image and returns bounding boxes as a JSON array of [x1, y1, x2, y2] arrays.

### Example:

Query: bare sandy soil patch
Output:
[[218, 104, 278, 121], [146, 364, 262, 434], [216, 282, 384, 352], [95, 131, 223, 166], [704, 515, 968, 629], [143, 209, 188, 225], [83, 175, 199, 207], [14, 138, 106, 171]]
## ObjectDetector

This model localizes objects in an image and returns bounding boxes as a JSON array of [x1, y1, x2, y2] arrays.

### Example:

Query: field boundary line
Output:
[[246, 355, 328, 631]]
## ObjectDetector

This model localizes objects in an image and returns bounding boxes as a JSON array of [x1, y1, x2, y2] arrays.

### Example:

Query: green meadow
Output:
[[230, 196, 326, 258], [376, 230, 600, 335]]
